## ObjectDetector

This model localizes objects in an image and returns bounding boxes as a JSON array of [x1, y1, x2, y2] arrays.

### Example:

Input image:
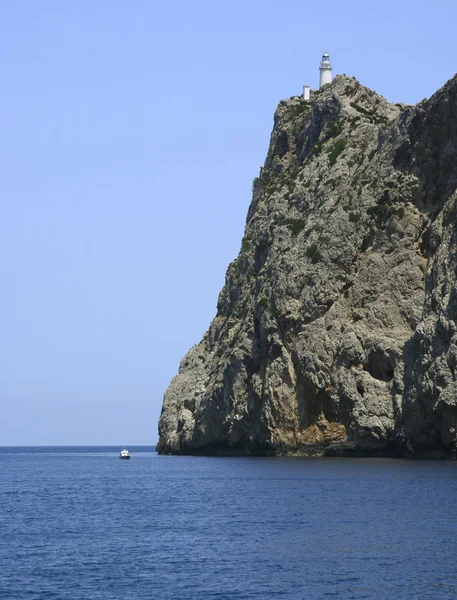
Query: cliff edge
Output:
[[157, 74, 457, 457]]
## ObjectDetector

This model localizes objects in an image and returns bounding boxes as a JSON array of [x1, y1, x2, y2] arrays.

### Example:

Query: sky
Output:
[[1, 0, 457, 446]]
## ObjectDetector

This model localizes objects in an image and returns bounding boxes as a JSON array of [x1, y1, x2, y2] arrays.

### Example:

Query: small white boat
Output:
[[119, 448, 130, 460]]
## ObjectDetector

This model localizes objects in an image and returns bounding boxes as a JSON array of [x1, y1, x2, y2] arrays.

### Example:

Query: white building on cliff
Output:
[[303, 52, 333, 100], [319, 52, 332, 88]]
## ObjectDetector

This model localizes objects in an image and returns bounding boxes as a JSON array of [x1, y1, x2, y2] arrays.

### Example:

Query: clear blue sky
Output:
[[1, 0, 456, 445]]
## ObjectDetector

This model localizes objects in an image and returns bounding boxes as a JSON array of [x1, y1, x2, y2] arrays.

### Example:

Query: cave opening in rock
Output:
[[364, 349, 394, 382]]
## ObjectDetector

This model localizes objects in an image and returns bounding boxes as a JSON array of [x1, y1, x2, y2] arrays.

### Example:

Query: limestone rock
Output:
[[157, 74, 457, 457]]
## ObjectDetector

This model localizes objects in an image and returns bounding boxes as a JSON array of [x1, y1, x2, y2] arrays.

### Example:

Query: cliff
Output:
[[157, 74, 457, 457]]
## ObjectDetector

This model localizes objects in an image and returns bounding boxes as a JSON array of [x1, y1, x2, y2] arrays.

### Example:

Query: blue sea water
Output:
[[1, 448, 457, 600]]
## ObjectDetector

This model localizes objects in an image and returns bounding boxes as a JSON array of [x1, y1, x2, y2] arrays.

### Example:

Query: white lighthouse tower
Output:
[[319, 52, 332, 88]]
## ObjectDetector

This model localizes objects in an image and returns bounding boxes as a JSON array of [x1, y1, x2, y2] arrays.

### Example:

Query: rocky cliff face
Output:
[[157, 74, 457, 457]]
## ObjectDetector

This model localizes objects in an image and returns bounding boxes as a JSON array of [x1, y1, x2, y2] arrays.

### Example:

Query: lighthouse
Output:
[[319, 52, 332, 88]]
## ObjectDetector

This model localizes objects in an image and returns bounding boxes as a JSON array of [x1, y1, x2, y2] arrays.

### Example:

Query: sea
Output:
[[1, 447, 457, 600]]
